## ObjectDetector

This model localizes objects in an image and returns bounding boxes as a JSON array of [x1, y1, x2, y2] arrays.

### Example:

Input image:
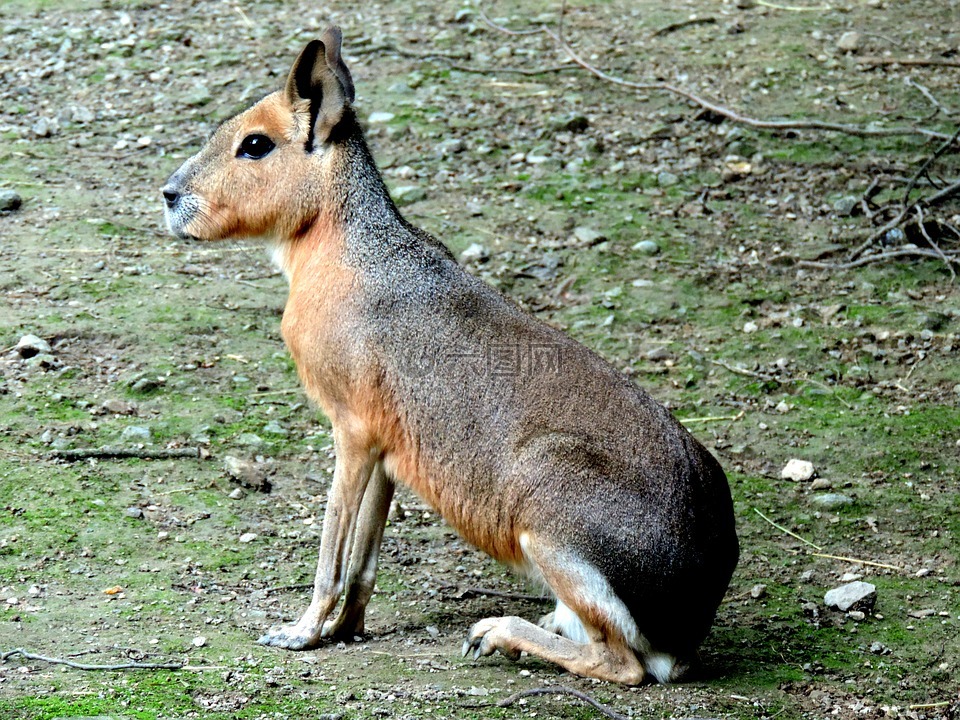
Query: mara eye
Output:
[[237, 134, 275, 160]]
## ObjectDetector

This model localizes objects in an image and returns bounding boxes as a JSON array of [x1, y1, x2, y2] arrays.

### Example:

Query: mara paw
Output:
[[257, 623, 322, 650], [461, 617, 522, 662]]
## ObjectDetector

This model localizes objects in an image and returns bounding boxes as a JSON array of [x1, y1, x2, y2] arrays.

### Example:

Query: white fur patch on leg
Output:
[[551, 600, 590, 643], [518, 533, 649, 655], [644, 652, 677, 684]]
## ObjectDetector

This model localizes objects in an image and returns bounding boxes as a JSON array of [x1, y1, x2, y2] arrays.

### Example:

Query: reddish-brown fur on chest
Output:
[[279, 223, 523, 565]]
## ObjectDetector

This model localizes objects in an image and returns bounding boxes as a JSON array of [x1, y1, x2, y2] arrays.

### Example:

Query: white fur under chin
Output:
[[269, 242, 293, 280]]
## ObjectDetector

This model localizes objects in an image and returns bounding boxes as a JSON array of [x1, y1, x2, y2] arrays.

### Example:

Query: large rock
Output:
[[16, 334, 51, 358], [824, 581, 876, 612], [781, 458, 815, 482]]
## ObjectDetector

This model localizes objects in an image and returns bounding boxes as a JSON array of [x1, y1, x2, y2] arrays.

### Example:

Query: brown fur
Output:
[[161, 27, 739, 685]]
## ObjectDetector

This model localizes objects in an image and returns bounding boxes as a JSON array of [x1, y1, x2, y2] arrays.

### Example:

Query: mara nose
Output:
[[161, 186, 180, 209]]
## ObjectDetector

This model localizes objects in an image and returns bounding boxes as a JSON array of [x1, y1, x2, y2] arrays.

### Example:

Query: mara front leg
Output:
[[259, 431, 379, 650], [322, 463, 395, 639]]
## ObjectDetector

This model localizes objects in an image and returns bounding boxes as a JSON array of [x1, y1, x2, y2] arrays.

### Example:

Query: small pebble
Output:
[[837, 31, 861, 52], [125, 507, 144, 519], [632, 240, 660, 256], [812, 493, 852, 508], [238, 532, 258, 543], [460, 243, 490, 263], [573, 226, 606, 246], [657, 171, 679, 187], [0, 189, 22, 212]]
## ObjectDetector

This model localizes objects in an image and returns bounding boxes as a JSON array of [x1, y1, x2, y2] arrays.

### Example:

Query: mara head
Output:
[[161, 27, 356, 242]]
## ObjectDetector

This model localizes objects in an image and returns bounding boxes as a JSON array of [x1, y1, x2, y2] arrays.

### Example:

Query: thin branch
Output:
[[810, 553, 903, 572], [858, 56, 960, 69], [446, 62, 579, 76], [756, 0, 829, 10], [679, 410, 746, 425], [454, 586, 550, 602], [2, 648, 183, 671], [708, 359, 768, 379], [652, 17, 717, 38], [478, 5, 953, 142], [800, 247, 960, 271], [498, 686, 631, 720], [754, 508, 824, 551], [906, 77, 955, 117], [902, 125, 960, 205], [348, 43, 470, 60], [924, 177, 960, 207], [50, 446, 208, 461], [914, 205, 956, 282]]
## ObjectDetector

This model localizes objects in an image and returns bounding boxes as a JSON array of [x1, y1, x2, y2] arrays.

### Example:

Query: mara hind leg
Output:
[[462, 533, 648, 685], [322, 464, 395, 639]]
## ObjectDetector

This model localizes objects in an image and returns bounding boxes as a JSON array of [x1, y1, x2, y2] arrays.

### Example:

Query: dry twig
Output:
[[498, 686, 631, 720], [454, 586, 550, 602], [50, 446, 208, 461], [2, 647, 183, 671], [478, 4, 954, 141], [858, 56, 960, 69]]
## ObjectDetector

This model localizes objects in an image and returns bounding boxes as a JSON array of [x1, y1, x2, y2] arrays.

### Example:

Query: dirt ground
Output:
[[1, 0, 959, 718]]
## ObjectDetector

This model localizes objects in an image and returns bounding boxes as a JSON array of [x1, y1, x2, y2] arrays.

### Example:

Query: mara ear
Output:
[[285, 26, 356, 149]]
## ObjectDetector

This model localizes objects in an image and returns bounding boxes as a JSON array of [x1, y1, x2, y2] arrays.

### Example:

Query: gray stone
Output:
[[837, 31, 861, 52], [832, 195, 858, 216], [129, 376, 162, 393], [223, 455, 271, 492], [121, 425, 151, 442], [460, 242, 490, 263], [435, 138, 465, 158], [0, 189, 22, 212], [25, 353, 60, 370], [573, 226, 606, 246], [102, 399, 136, 415], [812, 493, 853, 508], [393, 185, 427, 204], [32, 117, 57, 137], [236, 432, 264, 447], [824, 581, 876, 612], [16, 333, 51, 358], [657, 171, 679, 187], [124, 507, 144, 519], [633, 240, 661, 256], [645, 346, 672, 362], [263, 420, 287, 436], [185, 84, 212, 107]]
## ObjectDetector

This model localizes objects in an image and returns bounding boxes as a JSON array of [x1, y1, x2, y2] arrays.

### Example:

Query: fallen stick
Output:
[[50, 446, 208, 461], [479, 4, 954, 142], [498, 686, 632, 720], [810, 553, 903, 572], [454, 586, 550, 602], [858, 57, 960, 69], [754, 508, 824, 551], [1, 648, 183, 671]]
